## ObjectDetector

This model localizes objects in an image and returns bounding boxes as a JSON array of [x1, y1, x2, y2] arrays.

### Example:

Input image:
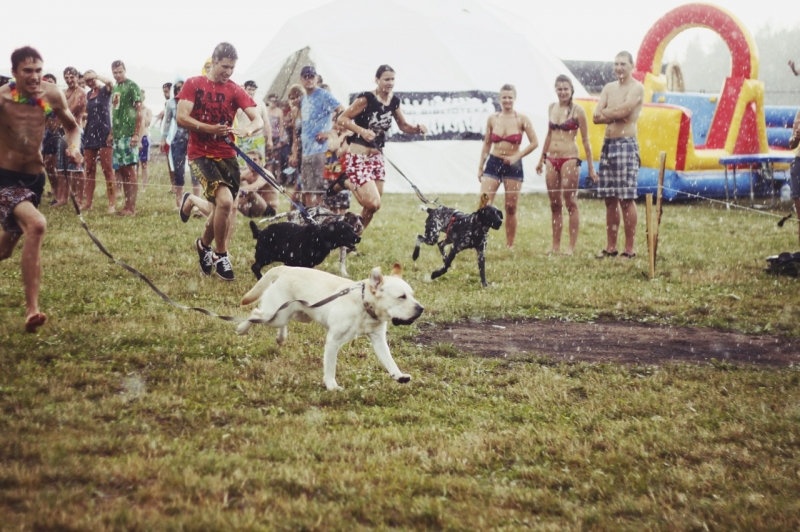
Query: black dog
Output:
[[258, 206, 364, 276], [249, 220, 361, 279], [412, 195, 503, 287]]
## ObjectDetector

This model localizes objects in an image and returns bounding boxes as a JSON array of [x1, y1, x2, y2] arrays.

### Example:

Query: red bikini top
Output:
[[548, 104, 580, 132], [490, 112, 522, 145]]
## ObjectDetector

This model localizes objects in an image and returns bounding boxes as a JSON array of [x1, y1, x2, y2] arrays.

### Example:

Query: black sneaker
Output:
[[179, 192, 191, 223], [214, 254, 235, 281], [196, 238, 214, 276]]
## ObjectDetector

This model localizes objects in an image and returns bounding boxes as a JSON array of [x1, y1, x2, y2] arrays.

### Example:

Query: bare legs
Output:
[[201, 185, 235, 255], [116, 164, 138, 216], [354, 180, 383, 229], [0, 201, 47, 332], [546, 161, 580, 255], [603, 197, 637, 255], [480, 176, 520, 249], [83, 147, 115, 212]]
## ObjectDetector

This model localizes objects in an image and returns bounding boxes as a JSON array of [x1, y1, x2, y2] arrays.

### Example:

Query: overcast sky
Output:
[[3, 0, 797, 81]]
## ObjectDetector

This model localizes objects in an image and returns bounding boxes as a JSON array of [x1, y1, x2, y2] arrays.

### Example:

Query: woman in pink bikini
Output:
[[478, 84, 538, 249], [536, 75, 598, 255]]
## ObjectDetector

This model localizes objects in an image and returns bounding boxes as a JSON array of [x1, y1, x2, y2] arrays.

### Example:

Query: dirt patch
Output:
[[417, 319, 799, 367]]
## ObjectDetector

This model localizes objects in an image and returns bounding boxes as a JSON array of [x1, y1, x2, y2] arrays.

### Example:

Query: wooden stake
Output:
[[654, 151, 666, 258], [646, 193, 655, 279]]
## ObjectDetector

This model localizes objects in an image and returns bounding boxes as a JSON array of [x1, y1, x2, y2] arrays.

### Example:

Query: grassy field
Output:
[[1, 162, 799, 530]]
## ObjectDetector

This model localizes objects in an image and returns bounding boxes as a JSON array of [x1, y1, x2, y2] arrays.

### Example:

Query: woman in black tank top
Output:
[[334, 65, 428, 229]]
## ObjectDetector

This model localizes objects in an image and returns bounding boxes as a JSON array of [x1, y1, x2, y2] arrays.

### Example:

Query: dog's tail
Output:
[[249, 220, 260, 239], [241, 267, 283, 306], [257, 211, 289, 224]]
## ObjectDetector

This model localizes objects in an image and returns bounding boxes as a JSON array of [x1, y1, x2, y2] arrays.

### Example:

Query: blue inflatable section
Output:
[[652, 92, 717, 146], [768, 128, 792, 149], [764, 106, 797, 128], [578, 162, 791, 201]]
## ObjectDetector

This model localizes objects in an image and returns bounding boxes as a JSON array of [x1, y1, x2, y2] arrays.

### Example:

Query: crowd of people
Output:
[[3, 42, 797, 334]]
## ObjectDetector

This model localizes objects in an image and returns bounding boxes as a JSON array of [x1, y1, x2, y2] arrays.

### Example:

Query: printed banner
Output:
[[349, 91, 500, 142]]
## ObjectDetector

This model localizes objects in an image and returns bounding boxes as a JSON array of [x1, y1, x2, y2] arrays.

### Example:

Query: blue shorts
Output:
[[483, 154, 523, 181], [138, 135, 150, 162]]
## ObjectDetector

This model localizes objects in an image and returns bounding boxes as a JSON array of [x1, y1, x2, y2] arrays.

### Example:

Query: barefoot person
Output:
[[109, 60, 143, 216], [335, 65, 427, 229], [177, 42, 262, 282], [790, 110, 800, 246], [0, 47, 83, 333], [82, 70, 115, 212], [478, 84, 538, 249], [63, 67, 87, 207], [536, 75, 598, 255], [592, 51, 644, 259]]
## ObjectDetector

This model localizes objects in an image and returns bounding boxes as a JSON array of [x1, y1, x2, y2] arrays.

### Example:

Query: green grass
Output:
[[1, 162, 799, 530]]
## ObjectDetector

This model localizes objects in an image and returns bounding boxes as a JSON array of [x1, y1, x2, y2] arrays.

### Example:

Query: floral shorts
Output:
[[0, 186, 39, 233], [112, 137, 138, 169], [345, 151, 385, 188]]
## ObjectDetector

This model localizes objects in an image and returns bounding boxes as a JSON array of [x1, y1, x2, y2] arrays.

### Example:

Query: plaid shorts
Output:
[[597, 137, 640, 200], [189, 157, 241, 204], [345, 151, 385, 188], [112, 137, 138, 169]]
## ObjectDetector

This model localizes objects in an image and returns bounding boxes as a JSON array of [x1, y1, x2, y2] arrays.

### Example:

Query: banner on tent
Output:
[[349, 91, 501, 142]]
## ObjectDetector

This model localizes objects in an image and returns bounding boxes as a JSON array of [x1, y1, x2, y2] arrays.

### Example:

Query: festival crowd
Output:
[[2, 43, 799, 333]]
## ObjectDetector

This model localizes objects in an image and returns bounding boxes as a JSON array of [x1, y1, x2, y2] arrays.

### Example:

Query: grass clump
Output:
[[1, 161, 799, 529]]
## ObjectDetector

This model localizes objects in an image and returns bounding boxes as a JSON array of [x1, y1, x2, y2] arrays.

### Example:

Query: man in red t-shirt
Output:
[[177, 42, 262, 281]]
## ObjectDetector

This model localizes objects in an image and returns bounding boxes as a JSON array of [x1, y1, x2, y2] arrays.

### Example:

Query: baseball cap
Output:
[[300, 65, 317, 78], [244, 80, 257, 88]]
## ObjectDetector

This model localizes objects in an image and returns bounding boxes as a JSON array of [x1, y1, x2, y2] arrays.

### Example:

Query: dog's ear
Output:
[[478, 192, 490, 210], [391, 263, 403, 277], [369, 266, 383, 293]]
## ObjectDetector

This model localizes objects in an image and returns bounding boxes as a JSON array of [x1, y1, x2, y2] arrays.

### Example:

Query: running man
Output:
[[0, 47, 83, 332], [176, 42, 263, 281], [592, 51, 644, 259]]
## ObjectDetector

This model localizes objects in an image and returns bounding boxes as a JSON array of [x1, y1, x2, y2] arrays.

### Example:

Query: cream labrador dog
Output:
[[237, 264, 424, 391]]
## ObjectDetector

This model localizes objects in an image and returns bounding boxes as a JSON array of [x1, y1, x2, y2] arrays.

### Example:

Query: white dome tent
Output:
[[243, 0, 587, 194]]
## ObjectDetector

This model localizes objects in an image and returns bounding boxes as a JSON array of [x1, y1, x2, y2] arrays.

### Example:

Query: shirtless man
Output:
[[63, 67, 87, 206], [137, 89, 153, 191], [593, 51, 644, 259], [0, 47, 83, 332]]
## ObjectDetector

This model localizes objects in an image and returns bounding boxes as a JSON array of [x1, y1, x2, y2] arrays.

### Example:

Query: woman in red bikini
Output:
[[536, 75, 598, 255], [478, 84, 538, 249]]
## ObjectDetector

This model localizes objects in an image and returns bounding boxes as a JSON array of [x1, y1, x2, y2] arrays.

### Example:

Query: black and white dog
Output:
[[249, 220, 361, 280], [412, 194, 503, 287], [259, 206, 364, 276]]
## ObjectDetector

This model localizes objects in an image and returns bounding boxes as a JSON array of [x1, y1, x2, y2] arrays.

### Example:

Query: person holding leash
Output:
[[176, 42, 262, 281], [0, 46, 83, 333], [536, 75, 598, 256], [334, 65, 428, 229], [478, 83, 538, 249]]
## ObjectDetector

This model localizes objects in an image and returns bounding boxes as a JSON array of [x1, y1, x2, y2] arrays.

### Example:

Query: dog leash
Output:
[[66, 173, 362, 326], [365, 138, 438, 206], [224, 137, 316, 224]]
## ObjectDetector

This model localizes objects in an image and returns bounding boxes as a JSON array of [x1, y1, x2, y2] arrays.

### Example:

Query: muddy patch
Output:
[[417, 319, 799, 366]]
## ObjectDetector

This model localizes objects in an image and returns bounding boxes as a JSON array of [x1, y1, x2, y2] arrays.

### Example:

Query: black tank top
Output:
[[348, 91, 400, 149]]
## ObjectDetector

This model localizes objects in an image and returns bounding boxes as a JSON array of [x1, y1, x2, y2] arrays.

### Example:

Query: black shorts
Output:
[[189, 157, 241, 204]]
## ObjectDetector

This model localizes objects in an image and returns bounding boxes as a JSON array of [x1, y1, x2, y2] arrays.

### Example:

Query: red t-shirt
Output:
[[176, 76, 256, 161]]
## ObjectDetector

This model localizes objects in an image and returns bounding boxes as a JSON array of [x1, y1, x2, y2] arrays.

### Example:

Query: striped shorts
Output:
[[597, 137, 640, 200]]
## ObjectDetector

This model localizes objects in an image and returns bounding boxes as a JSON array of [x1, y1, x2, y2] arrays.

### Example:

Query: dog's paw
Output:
[[324, 380, 343, 391], [394, 373, 412, 384]]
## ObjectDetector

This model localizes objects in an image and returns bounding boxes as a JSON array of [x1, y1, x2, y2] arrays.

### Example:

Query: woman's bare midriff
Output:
[[490, 141, 520, 159], [348, 142, 380, 156], [547, 131, 580, 158]]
